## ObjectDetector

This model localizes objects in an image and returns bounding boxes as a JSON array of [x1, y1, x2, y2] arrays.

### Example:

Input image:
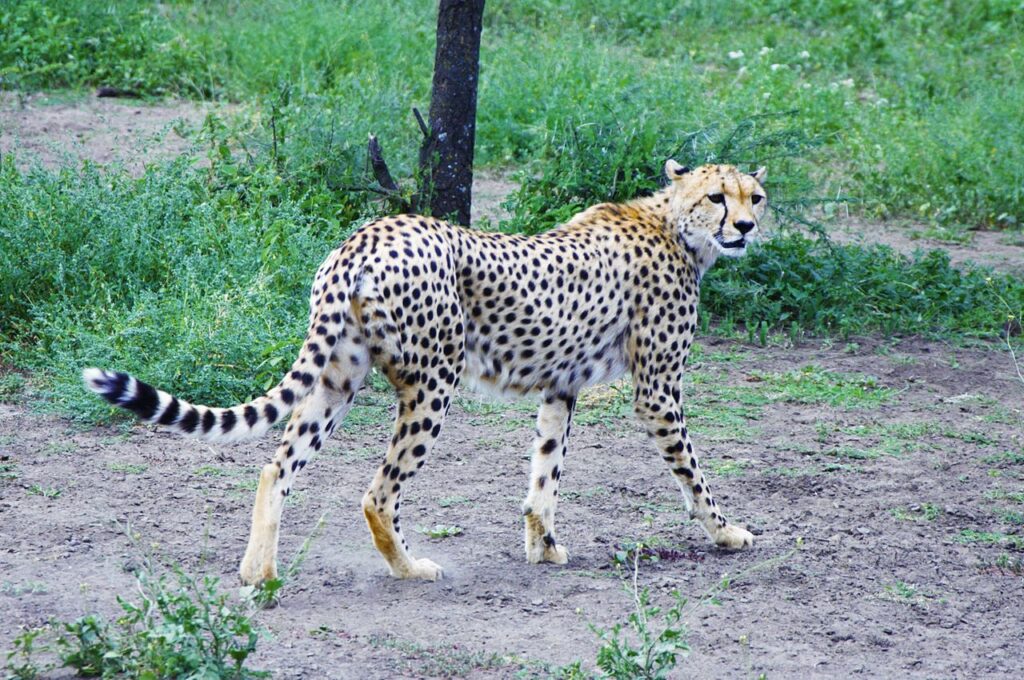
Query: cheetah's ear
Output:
[[664, 159, 691, 181], [751, 166, 767, 183]]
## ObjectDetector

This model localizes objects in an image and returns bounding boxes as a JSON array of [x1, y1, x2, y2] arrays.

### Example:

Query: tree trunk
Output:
[[417, 0, 485, 226]]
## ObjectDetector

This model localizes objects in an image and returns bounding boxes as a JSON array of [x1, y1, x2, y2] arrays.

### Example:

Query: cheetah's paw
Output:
[[238, 555, 278, 586], [403, 557, 444, 581], [527, 541, 570, 564], [543, 543, 569, 564], [713, 523, 754, 550]]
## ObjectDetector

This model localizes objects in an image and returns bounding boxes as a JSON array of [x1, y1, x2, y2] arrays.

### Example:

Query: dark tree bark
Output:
[[417, 0, 485, 226]]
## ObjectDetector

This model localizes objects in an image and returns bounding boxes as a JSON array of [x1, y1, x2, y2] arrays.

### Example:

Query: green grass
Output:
[[892, 504, 941, 522], [956, 529, 1024, 551], [108, 462, 148, 475], [0, 1, 207, 96], [26, 484, 61, 498], [0, 154, 367, 420], [3, 0, 1022, 227], [983, 451, 1024, 466], [193, 465, 232, 477], [0, 373, 27, 403], [750, 365, 894, 408], [42, 441, 76, 456], [984, 554, 1024, 576], [417, 525, 464, 539], [0, 580, 49, 597], [1, 1, 1023, 423], [0, 462, 18, 482], [986, 489, 1024, 505], [999, 510, 1024, 526], [879, 581, 936, 606], [4, 558, 267, 678], [702, 459, 749, 477]]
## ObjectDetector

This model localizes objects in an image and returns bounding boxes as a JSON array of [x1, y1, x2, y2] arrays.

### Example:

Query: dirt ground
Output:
[[2, 337, 1023, 678], [828, 217, 1024, 277], [0, 92, 220, 176], [2, 95, 1024, 678]]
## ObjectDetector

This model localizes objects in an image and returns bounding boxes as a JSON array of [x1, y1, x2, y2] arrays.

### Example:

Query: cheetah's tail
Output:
[[81, 293, 351, 443], [81, 367, 313, 443]]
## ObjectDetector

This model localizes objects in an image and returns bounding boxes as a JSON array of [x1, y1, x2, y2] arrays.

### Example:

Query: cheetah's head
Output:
[[664, 160, 767, 260]]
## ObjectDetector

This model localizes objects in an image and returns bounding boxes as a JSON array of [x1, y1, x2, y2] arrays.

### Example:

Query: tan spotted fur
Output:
[[84, 162, 767, 585]]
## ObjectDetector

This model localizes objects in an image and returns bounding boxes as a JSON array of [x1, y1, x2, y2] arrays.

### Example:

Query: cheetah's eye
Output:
[[708, 193, 725, 204], [751, 194, 764, 205]]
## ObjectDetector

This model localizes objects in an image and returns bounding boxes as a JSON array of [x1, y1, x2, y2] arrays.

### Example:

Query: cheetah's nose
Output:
[[735, 220, 756, 235]]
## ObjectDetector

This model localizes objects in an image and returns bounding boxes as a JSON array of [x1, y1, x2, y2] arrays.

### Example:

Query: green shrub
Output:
[[0, 149, 379, 420], [499, 112, 816, 235], [4, 1, 1021, 226], [497, 113, 1023, 338], [703, 235, 1024, 338], [3, 564, 267, 679], [588, 587, 689, 680], [0, 0, 206, 95]]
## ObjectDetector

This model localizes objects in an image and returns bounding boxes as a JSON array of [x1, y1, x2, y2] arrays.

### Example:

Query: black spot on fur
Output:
[[157, 397, 180, 425], [180, 408, 199, 433], [124, 379, 160, 420], [201, 409, 216, 433]]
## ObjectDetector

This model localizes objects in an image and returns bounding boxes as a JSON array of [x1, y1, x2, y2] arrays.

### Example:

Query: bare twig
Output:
[[367, 134, 401, 194], [1004, 330, 1024, 387], [987, 280, 1024, 388], [413, 107, 430, 139]]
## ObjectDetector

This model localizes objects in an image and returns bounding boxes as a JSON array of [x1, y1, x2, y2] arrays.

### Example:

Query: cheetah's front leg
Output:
[[634, 384, 753, 550], [522, 393, 575, 564]]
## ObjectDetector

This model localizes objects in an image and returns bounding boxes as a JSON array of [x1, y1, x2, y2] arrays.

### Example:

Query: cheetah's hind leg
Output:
[[239, 350, 369, 586], [360, 379, 454, 581]]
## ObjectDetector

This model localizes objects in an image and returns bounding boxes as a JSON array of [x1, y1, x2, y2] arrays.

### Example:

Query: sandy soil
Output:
[[2, 95, 1023, 678], [2, 336, 1023, 678], [0, 92, 219, 176], [828, 217, 1024, 277]]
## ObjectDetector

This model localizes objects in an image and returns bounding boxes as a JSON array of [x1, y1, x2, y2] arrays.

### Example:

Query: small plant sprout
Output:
[[590, 544, 690, 679], [418, 525, 464, 539], [27, 484, 61, 499]]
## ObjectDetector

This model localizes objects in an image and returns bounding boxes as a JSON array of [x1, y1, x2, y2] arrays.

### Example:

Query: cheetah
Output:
[[84, 161, 767, 585]]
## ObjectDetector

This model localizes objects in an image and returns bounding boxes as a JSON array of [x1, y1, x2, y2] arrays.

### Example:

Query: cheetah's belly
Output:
[[461, 324, 629, 399]]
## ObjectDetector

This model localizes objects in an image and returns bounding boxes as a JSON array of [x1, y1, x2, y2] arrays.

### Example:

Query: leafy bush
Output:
[[0, 148, 379, 420], [3, 564, 267, 679], [588, 588, 689, 680], [499, 112, 816, 235], [4, 0, 1021, 227], [703, 235, 1024, 338], [58, 568, 265, 678], [0, 0, 206, 95], [499, 115, 1024, 338]]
